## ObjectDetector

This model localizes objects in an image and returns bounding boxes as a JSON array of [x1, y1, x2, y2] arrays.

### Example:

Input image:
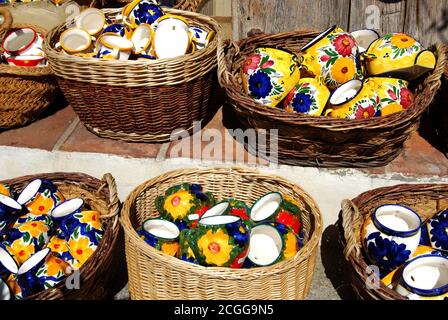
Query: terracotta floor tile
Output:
[[0, 104, 76, 151], [386, 133, 448, 177], [59, 121, 161, 158]]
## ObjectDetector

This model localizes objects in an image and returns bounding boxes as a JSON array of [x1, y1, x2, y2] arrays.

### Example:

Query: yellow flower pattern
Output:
[[79, 211, 102, 231], [197, 229, 234, 266], [283, 232, 299, 260], [331, 57, 356, 85], [163, 190, 195, 220], [391, 34, 416, 49], [18, 221, 49, 238], [0, 183, 11, 197], [45, 255, 69, 277], [161, 242, 180, 257], [48, 236, 69, 254], [7, 240, 35, 265], [68, 236, 95, 266], [26, 194, 55, 215]]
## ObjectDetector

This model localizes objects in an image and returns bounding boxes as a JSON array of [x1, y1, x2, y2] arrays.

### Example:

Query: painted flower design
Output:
[[333, 34, 356, 57], [197, 229, 234, 266], [0, 183, 12, 197], [45, 256, 68, 277], [242, 54, 261, 74], [27, 194, 55, 215], [68, 236, 95, 265], [248, 70, 273, 100], [7, 240, 35, 265], [391, 33, 416, 49], [292, 93, 313, 113], [429, 210, 448, 251], [400, 88, 414, 109], [163, 190, 195, 221], [276, 210, 301, 235], [79, 211, 102, 231], [48, 236, 69, 254], [134, 3, 164, 25], [283, 232, 299, 260], [355, 104, 376, 120], [330, 57, 356, 85], [103, 24, 125, 37], [18, 220, 49, 238], [366, 232, 411, 274], [381, 103, 403, 117], [161, 242, 180, 257]]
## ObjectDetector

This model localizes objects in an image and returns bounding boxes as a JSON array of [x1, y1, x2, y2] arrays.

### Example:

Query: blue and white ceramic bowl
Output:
[[427, 208, 448, 253], [396, 254, 448, 300], [362, 204, 422, 276], [123, 0, 164, 28]]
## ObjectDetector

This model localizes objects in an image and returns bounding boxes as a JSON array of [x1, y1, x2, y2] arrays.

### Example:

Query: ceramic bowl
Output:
[[283, 77, 330, 116], [0, 194, 22, 234], [155, 183, 215, 228], [123, 0, 164, 28], [189, 25, 214, 50], [242, 46, 301, 107], [131, 23, 153, 55], [363, 33, 437, 80], [350, 29, 380, 53], [396, 254, 448, 300], [96, 33, 133, 60], [362, 204, 422, 276], [1, 27, 44, 57], [58, 28, 95, 55], [138, 218, 180, 257], [250, 192, 303, 235], [427, 208, 448, 253], [6, 55, 46, 67], [153, 15, 192, 59], [17, 179, 65, 216], [300, 25, 361, 89], [187, 215, 250, 268], [75, 8, 106, 36]]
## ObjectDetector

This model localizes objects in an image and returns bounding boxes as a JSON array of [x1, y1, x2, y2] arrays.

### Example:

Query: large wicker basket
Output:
[[0, 8, 59, 130], [120, 167, 323, 300], [1, 172, 126, 300], [44, 4, 221, 143], [218, 31, 448, 168], [339, 184, 448, 300]]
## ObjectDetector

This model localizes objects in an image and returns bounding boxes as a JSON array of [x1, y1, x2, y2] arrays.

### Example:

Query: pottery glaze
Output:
[[138, 218, 180, 257], [283, 77, 330, 116], [153, 15, 192, 59], [427, 208, 448, 253]]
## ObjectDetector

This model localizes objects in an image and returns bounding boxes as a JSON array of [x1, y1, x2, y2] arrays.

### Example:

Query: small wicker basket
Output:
[[44, 4, 221, 143], [120, 167, 323, 300], [0, 8, 59, 130], [218, 31, 448, 168], [1, 172, 126, 300], [340, 184, 448, 300]]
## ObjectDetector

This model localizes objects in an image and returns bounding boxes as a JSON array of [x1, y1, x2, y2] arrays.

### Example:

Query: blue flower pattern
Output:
[[133, 3, 164, 26], [248, 71, 273, 99], [103, 24, 126, 37], [292, 93, 313, 113], [429, 209, 448, 251]]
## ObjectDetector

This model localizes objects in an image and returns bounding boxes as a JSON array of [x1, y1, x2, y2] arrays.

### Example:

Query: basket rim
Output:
[[120, 166, 323, 278], [44, 8, 222, 78], [218, 30, 448, 131], [341, 183, 448, 300], [0, 172, 121, 299]]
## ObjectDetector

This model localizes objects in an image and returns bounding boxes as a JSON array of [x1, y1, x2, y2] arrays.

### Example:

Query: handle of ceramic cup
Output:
[[0, 8, 13, 41], [324, 108, 334, 117], [217, 38, 239, 88], [98, 173, 121, 221], [341, 199, 363, 260]]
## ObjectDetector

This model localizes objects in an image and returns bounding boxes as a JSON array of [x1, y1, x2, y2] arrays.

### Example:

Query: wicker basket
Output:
[[44, 5, 221, 143], [120, 167, 323, 300], [0, 8, 59, 130], [339, 184, 448, 300], [1, 172, 126, 300], [218, 31, 448, 168], [91, 0, 205, 11]]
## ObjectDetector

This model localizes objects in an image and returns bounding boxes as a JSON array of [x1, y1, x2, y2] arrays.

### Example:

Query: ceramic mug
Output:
[[103, 23, 132, 39], [363, 33, 437, 81], [245, 222, 283, 267], [178, 229, 198, 264], [189, 25, 214, 50], [0, 183, 15, 198], [75, 8, 106, 36], [250, 192, 303, 235], [0, 278, 11, 300], [2, 218, 51, 265], [187, 215, 250, 268], [138, 218, 180, 257], [130, 23, 153, 55], [0, 194, 21, 234], [96, 33, 133, 60], [362, 204, 422, 276], [395, 255, 448, 300], [47, 235, 78, 269], [427, 208, 448, 253], [153, 15, 192, 59], [300, 25, 361, 89], [242, 46, 301, 108], [283, 77, 330, 116], [1, 27, 44, 57], [6, 55, 46, 67], [350, 29, 380, 53], [123, 0, 164, 28], [155, 183, 215, 229], [0, 244, 18, 280], [34, 253, 70, 290], [197, 199, 251, 224], [57, 28, 95, 55]]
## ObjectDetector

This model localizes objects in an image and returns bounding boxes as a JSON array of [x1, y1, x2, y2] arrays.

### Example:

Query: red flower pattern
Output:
[[333, 34, 356, 57], [276, 210, 301, 234], [229, 207, 250, 221], [320, 55, 331, 62], [387, 89, 397, 100], [242, 54, 261, 74], [260, 60, 274, 69], [400, 88, 414, 109], [355, 105, 376, 120]]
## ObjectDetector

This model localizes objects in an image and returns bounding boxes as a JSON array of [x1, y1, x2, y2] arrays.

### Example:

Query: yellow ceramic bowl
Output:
[[242, 46, 300, 108], [283, 77, 330, 116], [300, 25, 361, 90], [364, 33, 437, 80]]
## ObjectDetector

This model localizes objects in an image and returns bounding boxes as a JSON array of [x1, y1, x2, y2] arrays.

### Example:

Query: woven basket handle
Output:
[[341, 199, 362, 260], [217, 38, 239, 88], [422, 42, 448, 95], [0, 7, 13, 42], [99, 173, 121, 220]]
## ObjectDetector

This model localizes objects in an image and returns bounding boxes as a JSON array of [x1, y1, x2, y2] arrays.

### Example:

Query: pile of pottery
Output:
[[137, 183, 304, 268], [362, 204, 448, 300], [56, 0, 214, 60], [241, 26, 437, 119], [0, 27, 47, 67], [0, 180, 104, 300]]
